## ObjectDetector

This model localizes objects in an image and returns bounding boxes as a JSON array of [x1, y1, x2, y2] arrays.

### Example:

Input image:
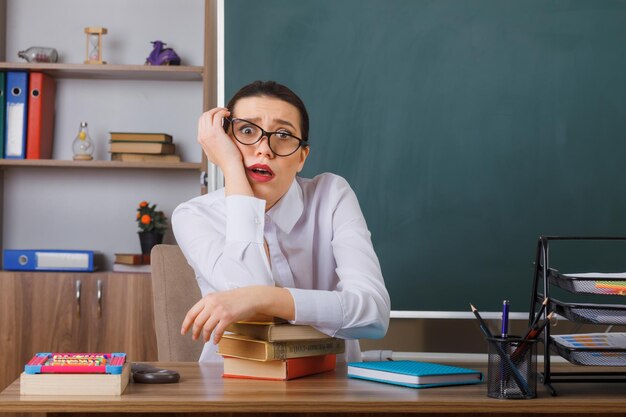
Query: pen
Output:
[[499, 300, 510, 394], [501, 300, 510, 338], [470, 303, 531, 396]]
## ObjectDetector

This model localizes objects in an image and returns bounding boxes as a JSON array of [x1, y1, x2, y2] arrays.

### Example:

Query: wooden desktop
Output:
[[2, 362, 626, 416]]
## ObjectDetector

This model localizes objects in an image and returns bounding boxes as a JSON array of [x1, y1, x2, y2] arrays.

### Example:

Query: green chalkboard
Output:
[[225, 0, 626, 312]]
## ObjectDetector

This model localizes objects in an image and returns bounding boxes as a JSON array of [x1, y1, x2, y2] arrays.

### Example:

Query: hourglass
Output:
[[84, 27, 107, 64]]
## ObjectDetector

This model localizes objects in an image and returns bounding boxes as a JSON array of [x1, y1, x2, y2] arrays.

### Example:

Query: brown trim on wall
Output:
[[0, 0, 6, 61], [201, 0, 218, 195], [203, 0, 217, 113]]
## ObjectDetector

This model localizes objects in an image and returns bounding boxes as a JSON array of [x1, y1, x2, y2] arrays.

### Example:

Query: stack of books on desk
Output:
[[218, 318, 344, 380], [113, 253, 150, 273], [109, 132, 181, 162]]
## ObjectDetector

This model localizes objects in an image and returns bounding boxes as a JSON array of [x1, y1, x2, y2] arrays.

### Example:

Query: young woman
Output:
[[173, 81, 390, 362]]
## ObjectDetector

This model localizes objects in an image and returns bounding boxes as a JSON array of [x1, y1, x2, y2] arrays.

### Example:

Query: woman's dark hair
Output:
[[226, 80, 309, 141]]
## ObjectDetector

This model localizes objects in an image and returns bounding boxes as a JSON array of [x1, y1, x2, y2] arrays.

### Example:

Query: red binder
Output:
[[26, 72, 56, 159]]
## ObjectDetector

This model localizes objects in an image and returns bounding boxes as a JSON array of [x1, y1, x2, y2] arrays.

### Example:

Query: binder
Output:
[[3, 249, 101, 272], [5, 71, 29, 159], [26, 72, 56, 159], [0, 72, 6, 158]]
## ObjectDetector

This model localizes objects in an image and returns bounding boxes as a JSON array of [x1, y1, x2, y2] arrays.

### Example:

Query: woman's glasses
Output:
[[226, 118, 308, 157]]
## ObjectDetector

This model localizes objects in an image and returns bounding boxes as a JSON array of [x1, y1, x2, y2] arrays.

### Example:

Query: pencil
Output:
[[470, 303, 531, 396], [525, 297, 549, 339], [511, 312, 556, 363], [470, 303, 494, 338]]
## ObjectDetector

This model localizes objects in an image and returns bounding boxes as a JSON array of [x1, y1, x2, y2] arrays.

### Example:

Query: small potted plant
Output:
[[136, 201, 168, 254]]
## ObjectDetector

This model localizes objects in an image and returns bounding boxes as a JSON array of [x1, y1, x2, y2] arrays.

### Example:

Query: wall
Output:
[[3, 0, 206, 267]]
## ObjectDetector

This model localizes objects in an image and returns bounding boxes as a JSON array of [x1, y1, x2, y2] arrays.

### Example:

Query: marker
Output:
[[501, 300, 510, 339]]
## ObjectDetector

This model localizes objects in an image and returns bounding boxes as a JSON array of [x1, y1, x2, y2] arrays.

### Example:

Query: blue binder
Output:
[[5, 71, 29, 159], [0, 72, 6, 158], [3, 249, 99, 272], [347, 360, 483, 389]]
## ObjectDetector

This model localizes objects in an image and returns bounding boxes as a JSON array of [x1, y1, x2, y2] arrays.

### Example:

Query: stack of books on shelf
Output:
[[113, 253, 150, 273], [109, 132, 180, 162], [218, 317, 344, 380]]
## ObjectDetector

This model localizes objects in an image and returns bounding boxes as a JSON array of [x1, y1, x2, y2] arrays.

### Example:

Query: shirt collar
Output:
[[266, 178, 303, 234]]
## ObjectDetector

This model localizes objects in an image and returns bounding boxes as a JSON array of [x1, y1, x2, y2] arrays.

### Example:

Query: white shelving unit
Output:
[[0, 0, 217, 269]]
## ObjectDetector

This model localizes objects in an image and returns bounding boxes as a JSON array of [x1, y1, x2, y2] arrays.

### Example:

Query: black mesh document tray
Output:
[[550, 334, 626, 366], [549, 299, 626, 325], [548, 269, 626, 296], [530, 236, 626, 396]]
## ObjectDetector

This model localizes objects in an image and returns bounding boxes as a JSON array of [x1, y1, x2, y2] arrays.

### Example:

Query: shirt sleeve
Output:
[[172, 195, 274, 293], [287, 176, 391, 340]]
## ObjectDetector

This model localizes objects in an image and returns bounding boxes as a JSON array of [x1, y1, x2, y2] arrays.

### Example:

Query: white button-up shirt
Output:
[[172, 173, 390, 362]]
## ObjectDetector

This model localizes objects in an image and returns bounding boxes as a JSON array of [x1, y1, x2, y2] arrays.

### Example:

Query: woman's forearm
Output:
[[256, 286, 295, 321], [223, 164, 254, 197]]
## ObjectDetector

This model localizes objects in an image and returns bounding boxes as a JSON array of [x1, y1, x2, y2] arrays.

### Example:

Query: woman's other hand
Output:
[[181, 286, 259, 344], [180, 286, 295, 344]]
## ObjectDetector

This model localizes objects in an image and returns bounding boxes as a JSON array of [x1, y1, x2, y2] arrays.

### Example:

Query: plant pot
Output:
[[138, 231, 164, 255]]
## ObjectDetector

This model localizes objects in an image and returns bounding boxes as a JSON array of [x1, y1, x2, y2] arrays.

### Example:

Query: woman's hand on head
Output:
[[180, 286, 262, 344], [197, 107, 243, 175]]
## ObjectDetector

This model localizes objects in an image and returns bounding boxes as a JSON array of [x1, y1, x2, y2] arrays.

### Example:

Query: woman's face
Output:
[[230, 96, 309, 210]]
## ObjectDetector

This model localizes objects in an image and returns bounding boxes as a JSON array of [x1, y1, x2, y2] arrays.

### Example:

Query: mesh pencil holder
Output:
[[486, 336, 537, 399]]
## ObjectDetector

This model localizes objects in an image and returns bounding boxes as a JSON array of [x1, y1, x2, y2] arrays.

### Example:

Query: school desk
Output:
[[2, 362, 626, 416]]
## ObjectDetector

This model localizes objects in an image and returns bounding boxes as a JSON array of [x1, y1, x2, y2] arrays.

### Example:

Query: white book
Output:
[[113, 263, 151, 273]]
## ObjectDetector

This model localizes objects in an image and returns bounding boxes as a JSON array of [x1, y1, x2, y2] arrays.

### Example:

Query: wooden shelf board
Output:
[[0, 62, 203, 81], [0, 159, 201, 170], [0, 271, 149, 276]]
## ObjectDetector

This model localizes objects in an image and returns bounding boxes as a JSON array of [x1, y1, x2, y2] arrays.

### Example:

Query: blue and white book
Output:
[[347, 361, 483, 389], [3, 249, 101, 272]]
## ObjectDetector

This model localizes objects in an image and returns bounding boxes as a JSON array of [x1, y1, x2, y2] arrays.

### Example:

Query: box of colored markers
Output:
[[20, 353, 129, 395]]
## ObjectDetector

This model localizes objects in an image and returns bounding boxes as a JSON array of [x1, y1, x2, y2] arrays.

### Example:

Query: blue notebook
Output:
[[347, 361, 483, 389]]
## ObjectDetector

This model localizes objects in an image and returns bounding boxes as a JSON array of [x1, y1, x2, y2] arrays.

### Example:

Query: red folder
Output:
[[26, 73, 56, 159]]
